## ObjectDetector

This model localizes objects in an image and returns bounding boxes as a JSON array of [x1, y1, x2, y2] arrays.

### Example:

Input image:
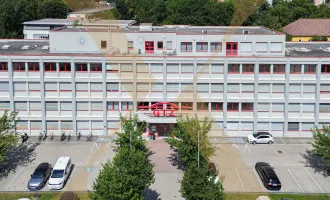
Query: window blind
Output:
[[0, 82, 9, 91], [15, 102, 27, 111], [91, 83, 102, 91], [197, 83, 209, 92], [46, 102, 58, 111], [240, 122, 253, 130], [59, 83, 71, 90], [31, 121, 42, 129], [121, 83, 133, 92], [29, 83, 40, 90], [241, 84, 254, 92], [107, 121, 119, 129], [60, 102, 72, 111], [137, 83, 149, 91], [77, 121, 89, 130], [258, 103, 270, 111], [319, 103, 330, 112], [320, 84, 330, 92], [258, 84, 270, 93], [302, 104, 315, 112], [272, 84, 285, 93], [167, 83, 179, 92], [151, 83, 163, 92], [92, 121, 103, 129], [288, 103, 300, 112], [256, 42, 268, 52], [46, 121, 58, 130], [301, 123, 314, 131], [14, 82, 26, 91], [167, 64, 179, 73], [257, 122, 269, 130], [45, 82, 57, 91], [120, 64, 133, 72], [150, 64, 163, 73], [270, 42, 282, 51], [272, 103, 284, 112], [76, 83, 88, 91], [289, 84, 301, 93], [136, 64, 149, 73], [16, 121, 28, 130], [77, 102, 89, 111], [181, 64, 193, 73], [197, 64, 209, 73], [91, 102, 103, 110], [30, 102, 41, 110], [0, 101, 10, 110], [211, 84, 223, 92], [212, 121, 223, 129], [227, 84, 240, 93], [121, 102, 133, 110], [107, 102, 119, 110], [106, 83, 119, 91], [61, 121, 73, 130], [271, 122, 284, 131], [227, 122, 239, 130], [181, 83, 193, 92], [303, 84, 316, 93], [211, 64, 224, 73], [240, 42, 252, 52], [106, 63, 119, 71], [288, 122, 299, 131]]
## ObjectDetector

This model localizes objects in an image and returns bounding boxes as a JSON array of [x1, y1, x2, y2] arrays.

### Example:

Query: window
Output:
[[31, 121, 42, 130], [29, 83, 40, 91], [46, 102, 58, 111], [14, 82, 26, 92], [197, 64, 209, 74], [181, 83, 193, 92], [273, 64, 285, 73], [304, 65, 316, 74], [59, 83, 71, 91], [242, 103, 253, 111], [29, 102, 41, 111], [242, 64, 254, 73], [256, 42, 268, 52], [241, 122, 253, 131], [137, 83, 149, 92], [166, 41, 172, 50], [157, 41, 163, 49], [106, 102, 119, 110], [76, 83, 88, 91], [92, 121, 103, 130], [321, 65, 330, 73], [107, 121, 119, 129], [211, 103, 223, 111], [301, 123, 314, 131], [121, 102, 133, 111], [226, 42, 238, 56], [127, 41, 133, 49], [196, 42, 208, 52], [76, 102, 89, 111], [13, 62, 25, 71], [227, 103, 239, 111], [136, 63, 149, 73], [167, 83, 179, 92], [288, 122, 299, 131], [59, 63, 71, 72], [106, 63, 119, 72], [303, 84, 316, 93], [91, 83, 102, 92], [259, 64, 271, 73], [61, 121, 73, 130], [227, 122, 239, 130], [319, 103, 330, 112], [197, 102, 209, 111], [0, 82, 9, 91], [197, 83, 209, 93], [121, 83, 133, 92], [228, 64, 239, 73], [271, 122, 284, 131], [44, 63, 56, 71], [91, 102, 103, 111], [288, 103, 300, 112], [227, 84, 240, 93], [211, 84, 223, 93], [150, 64, 163, 73], [0, 62, 8, 71], [47, 121, 59, 130], [16, 121, 28, 130], [106, 83, 119, 92], [270, 42, 282, 52], [45, 82, 57, 91], [181, 42, 192, 52], [181, 64, 193, 73], [181, 102, 193, 110], [210, 42, 221, 52], [302, 104, 315, 113], [211, 64, 224, 73], [28, 62, 39, 71], [145, 41, 154, 52], [0, 101, 10, 110], [289, 84, 301, 93], [258, 84, 270, 93], [290, 65, 302, 74], [15, 102, 27, 111], [320, 84, 330, 93], [60, 102, 72, 111], [240, 42, 252, 52], [272, 84, 285, 93], [121, 64, 133, 72], [77, 121, 89, 130], [90, 63, 102, 72], [241, 84, 254, 93], [151, 83, 163, 92], [258, 103, 270, 112], [101, 41, 107, 49], [257, 123, 269, 131], [167, 64, 179, 73], [75, 63, 88, 72], [272, 103, 284, 112], [137, 102, 149, 110]]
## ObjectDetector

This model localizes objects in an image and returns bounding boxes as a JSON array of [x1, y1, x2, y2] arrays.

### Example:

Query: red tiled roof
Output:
[[283, 18, 330, 36]]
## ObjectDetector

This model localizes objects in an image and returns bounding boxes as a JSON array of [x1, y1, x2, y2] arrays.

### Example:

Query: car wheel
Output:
[[268, 141, 273, 144], [252, 141, 257, 145]]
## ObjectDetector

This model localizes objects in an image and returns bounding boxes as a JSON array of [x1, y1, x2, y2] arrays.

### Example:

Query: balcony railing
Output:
[[226, 50, 238, 56]]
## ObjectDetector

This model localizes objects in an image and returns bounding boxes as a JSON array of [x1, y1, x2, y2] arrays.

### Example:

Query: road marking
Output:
[[288, 169, 304, 193], [90, 142, 99, 151], [280, 138, 285, 144], [236, 169, 245, 192], [304, 168, 324, 193], [253, 168, 265, 192], [4, 167, 24, 191], [217, 144, 250, 153]]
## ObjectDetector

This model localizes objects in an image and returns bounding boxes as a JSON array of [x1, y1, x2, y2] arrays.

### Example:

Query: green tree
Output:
[[0, 111, 19, 161], [40, 0, 69, 19], [89, 147, 154, 200], [312, 125, 330, 165], [165, 114, 215, 167], [114, 114, 149, 154], [180, 163, 225, 200], [311, 35, 328, 41]]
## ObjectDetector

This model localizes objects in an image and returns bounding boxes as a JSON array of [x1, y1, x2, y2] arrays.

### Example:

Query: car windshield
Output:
[[32, 170, 44, 178], [252, 133, 258, 138], [51, 170, 64, 178]]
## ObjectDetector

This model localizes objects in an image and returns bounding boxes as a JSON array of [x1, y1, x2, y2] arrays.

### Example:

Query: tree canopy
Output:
[[312, 125, 330, 165], [0, 111, 19, 161]]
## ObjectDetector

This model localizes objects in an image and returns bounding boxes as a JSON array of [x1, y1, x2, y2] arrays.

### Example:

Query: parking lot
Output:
[[211, 138, 330, 193]]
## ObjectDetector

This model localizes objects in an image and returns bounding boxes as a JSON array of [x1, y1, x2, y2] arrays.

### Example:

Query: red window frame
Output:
[[13, 63, 25, 71], [321, 65, 330, 73], [137, 102, 149, 110], [181, 102, 193, 111], [75, 64, 88, 72], [290, 65, 301, 74], [273, 64, 285, 74], [28, 63, 40, 71], [0, 63, 8, 71], [107, 102, 119, 111], [196, 42, 208, 52], [121, 102, 133, 111], [145, 41, 154, 53], [157, 41, 163, 50], [228, 64, 239, 74], [211, 103, 223, 111], [210, 42, 221, 52], [242, 64, 254, 74], [44, 63, 56, 72], [227, 103, 239, 112], [226, 42, 238, 56], [59, 63, 71, 72], [197, 103, 208, 111], [181, 42, 193, 52], [259, 65, 270, 74], [305, 65, 316, 74], [90, 64, 102, 72], [241, 103, 253, 112]]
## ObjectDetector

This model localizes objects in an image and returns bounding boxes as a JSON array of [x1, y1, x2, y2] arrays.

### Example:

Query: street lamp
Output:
[[198, 131, 200, 168]]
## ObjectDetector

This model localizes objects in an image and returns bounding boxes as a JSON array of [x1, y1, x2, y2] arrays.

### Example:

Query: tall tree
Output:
[[89, 147, 154, 200], [312, 125, 330, 166], [0, 111, 19, 161], [40, 0, 69, 19]]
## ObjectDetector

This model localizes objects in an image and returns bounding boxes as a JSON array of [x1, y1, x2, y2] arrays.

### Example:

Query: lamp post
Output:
[[198, 131, 200, 168]]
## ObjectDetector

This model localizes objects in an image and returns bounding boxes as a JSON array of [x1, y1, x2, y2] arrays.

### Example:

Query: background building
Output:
[[0, 24, 329, 137]]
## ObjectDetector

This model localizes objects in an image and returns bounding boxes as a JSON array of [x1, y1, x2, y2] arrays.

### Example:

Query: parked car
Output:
[[27, 162, 52, 190], [59, 191, 80, 200], [48, 157, 72, 190], [255, 162, 281, 190], [247, 132, 274, 144]]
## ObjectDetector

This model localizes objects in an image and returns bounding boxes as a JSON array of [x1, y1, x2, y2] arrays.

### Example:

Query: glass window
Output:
[[181, 42, 192, 52], [75, 63, 88, 72], [210, 42, 221, 52], [321, 65, 330, 73], [288, 122, 299, 131], [211, 64, 224, 73], [242, 64, 254, 73], [259, 64, 271, 73], [13, 62, 25, 71], [0, 62, 8, 71], [166, 41, 172, 50], [44, 63, 56, 71], [290, 65, 302, 73], [181, 102, 193, 110], [157, 41, 163, 49], [90, 63, 102, 72], [101, 41, 107, 49], [196, 42, 208, 52], [197, 83, 209, 93], [241, 103, 253, 111], [228, 64, 239, 73], [127, 41, 133, 49], [106, 83, 119, 91], [211, 84, 223, 92], [28, 63, 39, 71], [227, 103, 239, 111], [304, 65, 316, 73], [211, 103, 223, 111], [59, 63, 71, 72], [121, 102, 133, 111], [107, 102, 119, 110], [273, 64, 285, 73], [197, 102, 208, 111]]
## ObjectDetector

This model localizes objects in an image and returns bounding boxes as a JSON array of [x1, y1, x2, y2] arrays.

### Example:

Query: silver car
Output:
[[28, 163, 52, 190], [247, 132, 274, 144]]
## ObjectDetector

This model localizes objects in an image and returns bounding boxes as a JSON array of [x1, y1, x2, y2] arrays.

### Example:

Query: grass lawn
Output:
[[226, 193, 330, 200], [90, 9, 115, 19], [0, 192, 90, 200]]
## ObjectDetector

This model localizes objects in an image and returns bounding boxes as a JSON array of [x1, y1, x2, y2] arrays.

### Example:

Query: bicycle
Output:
[[42, 131, 47, 141], [60, 131, 66, 142], [86, 132, 93, 142], [50, 132, 54, 141], [38, 131, 43, 142], [76, 132, 81, 141], [21, 132, 29, 144], [67, 131, 72, 141]]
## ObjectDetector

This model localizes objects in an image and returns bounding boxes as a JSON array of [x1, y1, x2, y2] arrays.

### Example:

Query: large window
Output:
[[290, 65, 302, 74], [75, 63, 88, 72], [303, 84, 316, 93], [28, 63, 39, 71], [227, 84, 239, 93], [211, 103, 223, 111], [91, 102, 103, 111], [259, 64, 271, 73], [227, 103, 239, 111], [150, 64, 163, 73], [151, 83, 163, 92], [197, 64, 209, 74], [211, 64, 224, 73], [61, 121, 73, 130], [137, 64, 149, 73], [107, 102, 119, 111], [321, 65, 330, 73], [181, 42, 192, 52], [288, 103, 300, 113], [272, 84, 285, 93], [107, 83, 119, 92], [121, 83, 133, 92], [44, 63, 56, 71], [106, 63, 118, 73], [0, 62, 8, 71], [13, 62, 25, 71], [121, 64, 133, 72], [256, 42, 268, 52], [242, 64, 254, 73], [29, 82, 41, 91], [181, 64, 193, 73], [302, 104, 315, 113], [181, 102, 193, 110], [228, 64, 239, 73], [304, 65, 316, 74], [288, 122, 299, 131], [273, 64, 285, 73], [121, 102, 133, 111], [197, 102, 208, 111], [319, 103, 330, 112], [90, 63, 102, 72], [258, 103, 270, 112], [60, 102, 72, 111], [167, 64, 179, 73], [45, 82, 57, 92], [137, 83, 149, 92], [46, 102, 58, 111], [258, 84, 270, 93], [181, 83, 193, 92], [197, 83, 209, 93], [320, 84, 330, 93], [241, 103, 253, 111], [241, 84, 254, 93], [59, 63, 71, 72], [0, 82, 9, 91], [14, 82, 26, 92], [29, 102, 41, 111], [210, 42, 221, 52], [196, 42, 208, 52], [76, 83, 88, 92], [59, 83, 71, 92], [31, 121, 42, 130], [211, 84, 223, 93], [15, 102, 27, 111], [289, 84, 301, 93], [76, 102, 89, 111], [272, 103, 284, 112], [91, 83, 102, 92], [0, 101, 10, 110]]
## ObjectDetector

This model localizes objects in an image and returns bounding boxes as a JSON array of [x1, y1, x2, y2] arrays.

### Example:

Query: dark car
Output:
[[255, 162, 281, 190], [28, 163, 52, 190]]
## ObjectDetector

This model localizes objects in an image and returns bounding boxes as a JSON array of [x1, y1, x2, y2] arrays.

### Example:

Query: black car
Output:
[[28, 163, 52, 190], [255, 162, 281, 190]]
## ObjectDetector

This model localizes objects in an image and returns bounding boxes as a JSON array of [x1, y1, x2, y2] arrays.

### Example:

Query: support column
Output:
[[223, 58, 228, 135], [8, 57, 14, 112], [133, 58, 137, 113], [163, 59, 167, 102], [284, 59, 290, 136], [193, 58, 197, 112], [40, 58, 46, 132], [71, 58, 77, 135], [102, 59, 107, 136], [253, 59, 259, 133], [315, 59, 322, 127]]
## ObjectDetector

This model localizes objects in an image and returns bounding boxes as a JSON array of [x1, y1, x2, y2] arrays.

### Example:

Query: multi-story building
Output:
[[0, 24, 329, 137]]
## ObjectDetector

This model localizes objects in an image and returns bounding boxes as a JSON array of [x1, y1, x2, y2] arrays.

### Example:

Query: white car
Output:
[[247, 132, 274, 144], [48, 157, 72, 190]]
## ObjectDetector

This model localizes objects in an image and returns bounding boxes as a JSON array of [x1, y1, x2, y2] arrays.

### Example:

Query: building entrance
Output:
[[150, 123, 174, 137]]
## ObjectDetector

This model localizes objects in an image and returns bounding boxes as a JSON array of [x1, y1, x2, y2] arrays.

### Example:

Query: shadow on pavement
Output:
[[0, 142, 38, 180], [167, 148, 186, 171], [144, 187, 161, 200], [300, 149, 330, 177]]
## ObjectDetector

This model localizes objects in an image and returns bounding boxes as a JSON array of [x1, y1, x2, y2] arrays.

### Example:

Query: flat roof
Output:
[[53, 26, 282, 35], [69, 7, 113, 14], [285, 42, 330, 57], [82, 19, 136, 26], [23, 18, 73, 25]]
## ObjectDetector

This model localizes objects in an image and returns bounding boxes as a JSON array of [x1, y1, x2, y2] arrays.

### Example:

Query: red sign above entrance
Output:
[[138, 102, 178, 117], [153, 109, 175, 117]]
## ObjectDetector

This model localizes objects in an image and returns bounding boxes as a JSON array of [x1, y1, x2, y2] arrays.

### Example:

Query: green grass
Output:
[[226, 193, 330, 200], [0, 192, 90, 200], [90, 9, 115, 19]]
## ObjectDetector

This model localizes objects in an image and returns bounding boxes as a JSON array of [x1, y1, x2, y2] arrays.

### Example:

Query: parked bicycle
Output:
[[42, 131, 47, 141], [38, 131, 43, 142], [76, 132, 81, 141], [60, 131, 66, 142], [50, 132, 54, 141], [21, 132, 29, 144], [86, 132, 93, 142], [67, 131, 72, 141]]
